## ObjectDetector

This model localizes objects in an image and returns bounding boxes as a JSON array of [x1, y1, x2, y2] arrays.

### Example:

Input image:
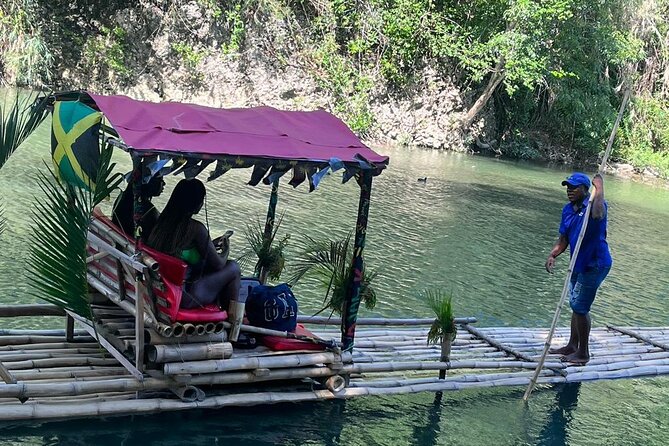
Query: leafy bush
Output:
[[425, 289, 456, 345], [82, 25, 131, 80], [289, 234, 377, 316]]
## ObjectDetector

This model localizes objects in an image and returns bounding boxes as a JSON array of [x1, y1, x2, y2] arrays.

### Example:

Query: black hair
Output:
[[147, 178, 206, 255]]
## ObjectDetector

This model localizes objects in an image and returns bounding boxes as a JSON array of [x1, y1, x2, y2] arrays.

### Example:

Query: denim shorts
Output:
[[569, 266, 611, 314]]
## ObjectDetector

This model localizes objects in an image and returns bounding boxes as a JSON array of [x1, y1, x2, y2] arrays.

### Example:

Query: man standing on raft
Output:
[[545, 172, 612, 365]]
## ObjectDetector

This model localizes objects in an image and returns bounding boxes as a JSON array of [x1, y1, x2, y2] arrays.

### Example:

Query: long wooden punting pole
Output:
[[523, 86, 632, 401], [342, 169, 373, 351]]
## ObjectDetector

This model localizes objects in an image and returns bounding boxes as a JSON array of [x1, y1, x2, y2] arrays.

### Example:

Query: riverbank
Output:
[[1, 1, 667, 180]]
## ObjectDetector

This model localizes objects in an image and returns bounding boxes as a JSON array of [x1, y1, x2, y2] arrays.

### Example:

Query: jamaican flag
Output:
[[51, 101, 102, 191]]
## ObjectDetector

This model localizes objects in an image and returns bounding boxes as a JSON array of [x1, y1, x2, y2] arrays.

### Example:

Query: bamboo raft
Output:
[[1, 305, 669, 422]]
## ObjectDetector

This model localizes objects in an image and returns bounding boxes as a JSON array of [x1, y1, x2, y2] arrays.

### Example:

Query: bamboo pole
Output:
[[349, 370, 557, 388], [86, 273, 157, 328], [0, 335, 95, 346], [0, 342, 99, 352], [87, 232, 145, 272], [163, 351, 351, 375], [0, 329, 89, 337], [188, 365, 343, 386], [299, 316, 477, 326], [144, 330, 227, 345], [0, 350, 106, 362], [11, 367, 129, 381], [3, 357, 119, 370], [523, 86, 632, 401], [0, 304, 65, 317], [343, 359, 565, 372], [147, 343, 233, 363], [607, 325, 669, 351], [0, 360, 16, 384], [0, 376, 168, 399]]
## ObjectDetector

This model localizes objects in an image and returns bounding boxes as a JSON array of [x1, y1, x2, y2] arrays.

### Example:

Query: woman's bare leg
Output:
[[189, 261, 241, 308]]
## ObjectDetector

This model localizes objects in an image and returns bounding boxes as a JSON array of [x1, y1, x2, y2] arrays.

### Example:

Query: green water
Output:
[[1, 122, 668, 444]]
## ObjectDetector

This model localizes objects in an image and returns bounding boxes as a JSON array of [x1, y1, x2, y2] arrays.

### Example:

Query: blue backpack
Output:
[[246, 283, 298, 332]]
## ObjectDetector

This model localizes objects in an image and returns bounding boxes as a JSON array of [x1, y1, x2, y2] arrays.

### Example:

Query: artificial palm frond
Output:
[[425, 289, 457, 345], [289, 233, 377, 316], [237, 213, 289, 282], [28, 142, 123, 319], [0, 92, 49, 170]]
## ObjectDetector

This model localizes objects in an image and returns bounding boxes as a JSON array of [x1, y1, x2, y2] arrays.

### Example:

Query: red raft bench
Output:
[[87, 208, 228, 337]]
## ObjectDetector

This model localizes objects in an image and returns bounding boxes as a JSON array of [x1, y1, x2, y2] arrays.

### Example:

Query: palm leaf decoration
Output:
[[28, 142, 123, 319], [425, 289, 457, 345], [0, 92, 49, 238], [289, 233, 377, 316], [237, 214, 290, 283], [0, 92, 49, 170]]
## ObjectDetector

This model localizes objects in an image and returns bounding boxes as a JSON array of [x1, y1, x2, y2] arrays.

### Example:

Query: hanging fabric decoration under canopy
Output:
[[51, 101, 102, 191], [207, 160, 233, 182], [262, 164, 291, 185]]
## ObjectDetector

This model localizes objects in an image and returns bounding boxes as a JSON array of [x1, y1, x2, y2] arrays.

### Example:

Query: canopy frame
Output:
[[46, 91, 385, 350]]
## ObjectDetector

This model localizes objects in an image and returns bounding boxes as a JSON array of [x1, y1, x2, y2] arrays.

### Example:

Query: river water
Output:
[[0, 119, 668, 444]]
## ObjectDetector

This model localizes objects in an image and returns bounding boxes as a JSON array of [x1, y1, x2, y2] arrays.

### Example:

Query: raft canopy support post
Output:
[[259, 178, 280, 284], [341, 169, 373, 352], [130, 154, 144, 246]]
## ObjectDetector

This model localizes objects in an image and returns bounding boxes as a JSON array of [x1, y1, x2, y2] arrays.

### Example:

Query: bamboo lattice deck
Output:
[[1, 311, 669, 422]]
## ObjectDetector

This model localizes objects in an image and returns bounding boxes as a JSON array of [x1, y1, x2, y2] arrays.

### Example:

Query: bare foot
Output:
[[560, 352, 589, 365], [548, 345, 576, 355]]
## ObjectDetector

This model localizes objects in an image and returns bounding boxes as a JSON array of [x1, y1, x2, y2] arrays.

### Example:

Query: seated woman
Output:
[[112, 174, 165, 240], [146, 179, 243, 337]]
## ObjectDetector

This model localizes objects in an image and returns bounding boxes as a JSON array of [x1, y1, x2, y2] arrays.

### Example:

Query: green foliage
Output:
[[198, 0, 223, 19], [1, 92, 49, 169], [2, 0, 669, 175], [312, 35, 375, 134], [238, 215, 290, 282], [82, 25, 131, 79], [28, 142, 123, 318], [425, 289, 456, 346], [618, 95, 669, 177], [0, 0, 53, 85], [289, 234, 377, 316], [0, 90, 48, 245], [378, 0, 431, 85], [172, 42, 207, 69], [222, 3, 246, 55]]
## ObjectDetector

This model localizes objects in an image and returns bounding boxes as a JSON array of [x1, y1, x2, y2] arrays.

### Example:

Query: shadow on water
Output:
[[410, 392, 443, 446], [537, 383, 581, 446], [0, 400, 349, 446]]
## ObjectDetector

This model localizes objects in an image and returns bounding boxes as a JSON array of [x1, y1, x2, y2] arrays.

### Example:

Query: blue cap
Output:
[[561, 172, 591, 189]]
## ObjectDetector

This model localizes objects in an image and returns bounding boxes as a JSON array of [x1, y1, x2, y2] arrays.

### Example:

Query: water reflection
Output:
[[538, 383, 581, 446], [0, 400, 349, 446], [410, 392, 443, 446]]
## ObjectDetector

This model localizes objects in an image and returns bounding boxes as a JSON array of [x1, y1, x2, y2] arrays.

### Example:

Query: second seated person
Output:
[[147, 179, 241, 314]]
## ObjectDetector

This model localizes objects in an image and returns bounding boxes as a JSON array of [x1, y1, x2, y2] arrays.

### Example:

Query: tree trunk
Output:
[[461, 57, 506, 131]]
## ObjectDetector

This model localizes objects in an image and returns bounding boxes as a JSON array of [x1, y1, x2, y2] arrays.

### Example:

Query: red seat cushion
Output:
[[261, 324, 326, 351], [175, 306, 228, 323]]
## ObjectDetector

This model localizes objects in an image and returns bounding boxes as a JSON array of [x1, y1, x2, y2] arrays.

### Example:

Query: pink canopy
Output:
[[88, 93, 388, 167]]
